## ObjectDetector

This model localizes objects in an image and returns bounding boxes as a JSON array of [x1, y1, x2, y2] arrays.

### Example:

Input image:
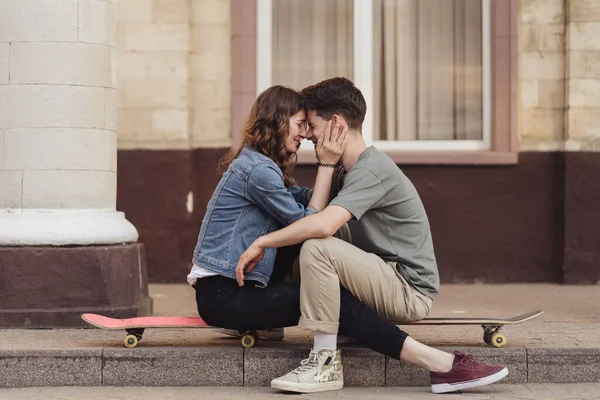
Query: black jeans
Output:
[[193, 245, 408, 359]]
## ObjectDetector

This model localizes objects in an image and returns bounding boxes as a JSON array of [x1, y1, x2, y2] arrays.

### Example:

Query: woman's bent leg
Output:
[[194, 275, 301, 331], [270, 244, 302, 282]]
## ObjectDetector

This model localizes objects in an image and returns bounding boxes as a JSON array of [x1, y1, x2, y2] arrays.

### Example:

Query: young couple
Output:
[[187, 77, 508, 394]]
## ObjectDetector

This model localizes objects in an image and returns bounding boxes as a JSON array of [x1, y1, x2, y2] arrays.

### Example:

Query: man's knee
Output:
[[299, 237, 337, 270], [299, 238, 326, 262]]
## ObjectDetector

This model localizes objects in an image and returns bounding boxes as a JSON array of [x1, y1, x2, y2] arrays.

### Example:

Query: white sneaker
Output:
[[211, 327, 284, 341], [271, 349, 343, 393]]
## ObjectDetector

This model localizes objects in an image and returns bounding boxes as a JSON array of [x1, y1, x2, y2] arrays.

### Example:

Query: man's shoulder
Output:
[[360, 149, 403, 181], [366, 147, 398, 167]]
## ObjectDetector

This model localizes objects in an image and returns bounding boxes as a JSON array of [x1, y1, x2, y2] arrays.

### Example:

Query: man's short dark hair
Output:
[[301, 77, 367, 130]]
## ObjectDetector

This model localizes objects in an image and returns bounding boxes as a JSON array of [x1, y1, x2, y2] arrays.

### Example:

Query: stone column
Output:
[[562, 0, 600, 283], [0, 0, 151, 326]]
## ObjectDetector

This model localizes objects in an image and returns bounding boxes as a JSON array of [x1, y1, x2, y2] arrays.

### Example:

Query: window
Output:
[[257, 0, 495, 156]]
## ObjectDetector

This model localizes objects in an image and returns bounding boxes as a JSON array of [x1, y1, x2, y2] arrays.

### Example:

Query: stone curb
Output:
[[1, 346, 599, 388]]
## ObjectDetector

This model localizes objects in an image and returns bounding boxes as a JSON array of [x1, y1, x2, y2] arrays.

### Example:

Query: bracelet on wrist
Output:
[[317, 162, 337, 168]]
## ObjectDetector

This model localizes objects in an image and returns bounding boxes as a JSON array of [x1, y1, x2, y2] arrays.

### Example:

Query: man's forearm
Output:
[[256, 213, 329, 249]]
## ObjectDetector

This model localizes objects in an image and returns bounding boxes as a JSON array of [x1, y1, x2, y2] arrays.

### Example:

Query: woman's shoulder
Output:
[[230, 149, 283, 188], [233, 147, 279, 171]]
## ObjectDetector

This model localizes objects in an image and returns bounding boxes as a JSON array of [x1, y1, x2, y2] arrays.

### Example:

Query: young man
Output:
[[236, 77, 508, 394]]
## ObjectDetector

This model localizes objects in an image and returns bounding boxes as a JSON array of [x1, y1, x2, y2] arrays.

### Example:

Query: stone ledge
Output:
[[528, 348, 600, 383], [0, 349, 102, 388], [1, 346, 599, 388], [103, 347, 243, 386]]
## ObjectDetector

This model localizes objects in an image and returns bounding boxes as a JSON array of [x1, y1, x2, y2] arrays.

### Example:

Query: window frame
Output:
[[231, 0, 518, 165]]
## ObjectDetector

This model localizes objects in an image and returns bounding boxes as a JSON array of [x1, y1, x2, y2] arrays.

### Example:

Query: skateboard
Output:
[[80, 313, 260, 349], [401, 310, 544, 348], [82, 310, 543, 349]]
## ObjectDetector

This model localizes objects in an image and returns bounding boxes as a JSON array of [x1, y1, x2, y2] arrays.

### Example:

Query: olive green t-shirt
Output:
[[329, 146, 440, 299]]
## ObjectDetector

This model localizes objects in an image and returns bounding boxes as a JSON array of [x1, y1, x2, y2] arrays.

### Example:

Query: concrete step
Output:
[[1, 283, 599, 388], [1, 329, 600, 388]]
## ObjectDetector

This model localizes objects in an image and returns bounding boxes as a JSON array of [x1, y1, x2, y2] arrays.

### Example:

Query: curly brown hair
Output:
[[301, 77, 366, 130], [218, 85, 304, 187]]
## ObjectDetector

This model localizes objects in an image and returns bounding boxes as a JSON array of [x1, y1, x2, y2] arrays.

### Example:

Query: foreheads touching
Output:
[[300, 77, 367, 137]]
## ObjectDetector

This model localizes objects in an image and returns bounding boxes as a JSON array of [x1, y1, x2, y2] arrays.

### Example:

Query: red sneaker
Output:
[[429, 351, 508, 394]]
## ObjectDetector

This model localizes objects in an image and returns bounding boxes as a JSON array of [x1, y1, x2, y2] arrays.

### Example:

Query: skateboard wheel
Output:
[[241, 334, 256, 348], [491, 333, 506, 348], [124, 334, 139, 348]]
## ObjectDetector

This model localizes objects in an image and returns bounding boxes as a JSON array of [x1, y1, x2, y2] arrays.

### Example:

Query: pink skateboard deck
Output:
[[81, 313, 258, 348], [81, 314, 210, 329]]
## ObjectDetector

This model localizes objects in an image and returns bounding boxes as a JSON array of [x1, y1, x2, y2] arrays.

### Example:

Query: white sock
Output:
[[313, 332, 337, 351]]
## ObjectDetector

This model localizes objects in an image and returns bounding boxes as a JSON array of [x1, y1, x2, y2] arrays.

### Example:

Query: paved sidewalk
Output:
[[1, 284, 599, 388], [150, 283, 600, 348], [2, 384, 600, 400], [3, 283, 599, 349]]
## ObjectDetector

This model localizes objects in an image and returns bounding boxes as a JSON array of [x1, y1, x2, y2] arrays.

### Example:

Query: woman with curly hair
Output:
[[187, 85, 348, 334]]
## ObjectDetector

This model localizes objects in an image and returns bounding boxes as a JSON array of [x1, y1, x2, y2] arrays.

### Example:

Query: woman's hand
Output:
[[315, 119, 349, 165], [236, 242, 265, 286]]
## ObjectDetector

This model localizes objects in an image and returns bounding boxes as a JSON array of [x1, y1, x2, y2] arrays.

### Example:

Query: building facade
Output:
[[117, 0, 600, 284], [1, 0, 598, 326]]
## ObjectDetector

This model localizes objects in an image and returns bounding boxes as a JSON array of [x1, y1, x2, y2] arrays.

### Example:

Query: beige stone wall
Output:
[[115, 0, 600, 153], [116, 0, 231, 150], [189, 0, 232, 148], [117, 0, 190, 149], [518, 0, 566, 151], [565, 0, 600, 150], [518, 0, 600, 151]]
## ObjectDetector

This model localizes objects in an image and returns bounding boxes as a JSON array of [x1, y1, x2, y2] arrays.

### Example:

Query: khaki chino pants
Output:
[[297, 236, 433, 334]]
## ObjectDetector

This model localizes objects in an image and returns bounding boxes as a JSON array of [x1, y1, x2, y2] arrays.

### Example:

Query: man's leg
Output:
[[298, 236, 431, 332], [271, 237, 418, 393], [270, 285, 409, 394], [271, 237, 508, 394], [290, 224, 352, 283]]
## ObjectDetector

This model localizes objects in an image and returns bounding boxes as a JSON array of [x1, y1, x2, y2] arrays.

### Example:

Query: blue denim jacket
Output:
[[192, 147, 316, 287]]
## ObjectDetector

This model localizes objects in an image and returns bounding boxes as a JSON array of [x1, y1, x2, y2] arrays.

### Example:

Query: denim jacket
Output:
[[192, 147, 316, 287]]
